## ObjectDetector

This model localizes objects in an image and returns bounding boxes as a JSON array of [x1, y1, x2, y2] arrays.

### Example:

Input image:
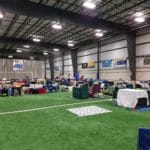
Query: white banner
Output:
[[13, 60, 24, 71]]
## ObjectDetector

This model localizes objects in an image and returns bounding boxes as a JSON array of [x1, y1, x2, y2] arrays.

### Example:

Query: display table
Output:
[[117, 89, 149, 108]]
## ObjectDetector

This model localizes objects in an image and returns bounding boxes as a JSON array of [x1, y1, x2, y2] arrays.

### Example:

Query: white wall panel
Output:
[[79, 70, 97, 79], [64, 54, 71, 59], [101, 40, 127, 52], [100, 48, 128, 60], [136, 34, 150, 44], [100, 69, 130, 81], [64, 66, 73, 71], [78, 48, 97, 56], [78, 54, 97, 64], [54, 61, 62, 67], [136, 43, 150, 56], [54, 56, 62, 62], [64, 59, 72, 65], [137, 69, 150, 80]]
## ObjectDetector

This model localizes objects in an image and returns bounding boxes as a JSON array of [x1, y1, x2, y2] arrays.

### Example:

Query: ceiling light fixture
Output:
[[8, 55, 13, 58], [134, 17, 145, 23], [33, 38, 41, 42], [16, 49, 22, 53], [52, 22, 62, 30], [83, 0, 96, 9], [53, 48, 60, 52], [0, 11, 4, 19], [95, 32, 103, 37], [30, 56, 34, 60], [68, 40, 74, 47], [68, 43, 74, 47], [134, 12, 144, 17], [68, 40, 73, 43], [95, 29, 104, 37], [23, 45, 30, 48], [43, 51, 48, 55], [95, 29, 102, 33]]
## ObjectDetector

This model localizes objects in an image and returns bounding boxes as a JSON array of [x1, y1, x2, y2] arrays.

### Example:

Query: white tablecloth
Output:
[[117, 89, 149, 108]]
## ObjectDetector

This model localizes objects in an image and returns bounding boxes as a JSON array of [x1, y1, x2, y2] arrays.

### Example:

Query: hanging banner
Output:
[[144, 57, 150, 65], [88, 61, 96, 68], [102, 60, 112, 68], [82, 61, 95, 69], [82, 63, 88, 69], [113, 59, 127, 68], [13, 60, 23, 71]]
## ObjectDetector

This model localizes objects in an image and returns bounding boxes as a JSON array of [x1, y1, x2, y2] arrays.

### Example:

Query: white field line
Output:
[[0, 99, 113, 116]]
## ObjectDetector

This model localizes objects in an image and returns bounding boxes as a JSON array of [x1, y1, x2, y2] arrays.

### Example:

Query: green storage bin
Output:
[[73, 87, 88, 99]]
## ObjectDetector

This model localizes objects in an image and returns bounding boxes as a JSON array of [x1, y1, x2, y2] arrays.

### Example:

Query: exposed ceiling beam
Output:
[[0, 0, 130, 33], [0, 48, 50, 60], [0, 37, 68, 50]]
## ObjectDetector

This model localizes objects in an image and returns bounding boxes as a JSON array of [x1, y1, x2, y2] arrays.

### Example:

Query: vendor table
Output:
[[117, 89, 149, 108]]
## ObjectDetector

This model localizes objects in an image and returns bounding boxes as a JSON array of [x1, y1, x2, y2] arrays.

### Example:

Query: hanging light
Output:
[[95, 32, 103, 37], [95, 29, 104, 37], [33, 38, 41, 42], [30, 56, 34, 60], [16, 48, 22, 53], [23, 45, 30, 48], [134, 12, 144, 17], [0, 11, 4, 19], [52, 22, 62, 30], [43, 51, 48, 55], [32, 35, 43, 42], [68, 43, 74, 47], [8, 55, 13, 58], [134, 17, 145, 23], [68, 41, 74, 47], [95, 29, 102, 33], [53, 48, 60, 52], [83, 0, 96, 9]]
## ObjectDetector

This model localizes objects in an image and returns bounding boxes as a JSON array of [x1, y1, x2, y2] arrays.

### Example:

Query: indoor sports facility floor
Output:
[[0, 92, 150, 150]]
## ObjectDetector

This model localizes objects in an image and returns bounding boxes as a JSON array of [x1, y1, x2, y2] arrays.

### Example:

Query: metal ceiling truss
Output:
[[0, 0, 149, 60], [0, 0, 129, 33], [0, 37, 68, 50]]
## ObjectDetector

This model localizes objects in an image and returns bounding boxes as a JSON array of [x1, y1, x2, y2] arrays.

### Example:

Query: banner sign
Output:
[[113, 59, 127, 68], [82, 61, 95, 69], [13, 60, 23, 71], [144, 57, 150, 65], [88, 61, 96, 68], [102, 60, 112, 68], [82, 63, 88, 69]]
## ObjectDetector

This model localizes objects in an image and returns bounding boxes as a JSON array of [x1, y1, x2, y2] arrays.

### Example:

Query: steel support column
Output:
[[126, 31, 136, 80], [48, 55, 54, 80], [71, 49, 78, 76], [97, 41, 100, 79], [62, 52, 64, 75], [44, 56, 47, 80]]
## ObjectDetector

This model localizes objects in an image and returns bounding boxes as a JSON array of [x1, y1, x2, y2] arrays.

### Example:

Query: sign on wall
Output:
[[113, 59, 127, 68], [144, 57, 150, 65], [82, 61, 95, 69], [88, 61, 96, 68], [102, 60, 112, 68], [13, 60, 23, 71], [82, 63, 88, 69]]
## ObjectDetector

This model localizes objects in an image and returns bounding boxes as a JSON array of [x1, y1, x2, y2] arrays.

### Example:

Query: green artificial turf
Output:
[[0, 92, 149, 150]]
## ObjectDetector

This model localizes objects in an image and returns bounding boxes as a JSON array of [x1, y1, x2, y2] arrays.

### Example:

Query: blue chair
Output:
[[138, 128, 150, 150]]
